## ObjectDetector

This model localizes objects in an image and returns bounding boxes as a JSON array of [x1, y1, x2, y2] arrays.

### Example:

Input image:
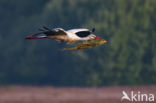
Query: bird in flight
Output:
[[25, 26, 107, 50]]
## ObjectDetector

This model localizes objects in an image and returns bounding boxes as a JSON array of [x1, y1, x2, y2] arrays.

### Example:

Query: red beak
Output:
[[94, 36, 103, 40]]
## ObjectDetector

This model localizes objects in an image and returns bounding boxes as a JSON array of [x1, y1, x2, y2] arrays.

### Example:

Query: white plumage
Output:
[[26, 27, 103, 44]]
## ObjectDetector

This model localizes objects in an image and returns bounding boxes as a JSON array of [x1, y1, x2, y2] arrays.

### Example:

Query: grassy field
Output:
[[0, 86, 155, 103]]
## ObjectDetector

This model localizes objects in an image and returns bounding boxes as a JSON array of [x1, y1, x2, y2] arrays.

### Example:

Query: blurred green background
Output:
[[0, 0, 155, 86]]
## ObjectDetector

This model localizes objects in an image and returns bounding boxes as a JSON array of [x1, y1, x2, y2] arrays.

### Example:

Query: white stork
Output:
[[25, 27, 103, 44]]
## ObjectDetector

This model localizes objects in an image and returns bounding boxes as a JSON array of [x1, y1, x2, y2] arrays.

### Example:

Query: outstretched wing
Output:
[[75, 31, 91, 37], [32, 26, 67, 37], [63, 39, 107, 50], [44, 27, 67, 36]]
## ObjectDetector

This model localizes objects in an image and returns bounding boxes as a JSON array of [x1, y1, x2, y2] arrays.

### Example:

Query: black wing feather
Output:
[[32, 27, 67, 37], [75, 31, 91, 37]]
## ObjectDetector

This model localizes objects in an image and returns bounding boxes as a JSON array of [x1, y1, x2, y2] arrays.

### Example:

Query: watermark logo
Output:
[[121, 91, 154, 102]]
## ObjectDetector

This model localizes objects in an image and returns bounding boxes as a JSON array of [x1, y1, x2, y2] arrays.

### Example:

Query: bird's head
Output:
[[94, 36, 103, 40], [90, 35, 103, 40], [91, 35, 107, 43], [92, 35, 103, 40]]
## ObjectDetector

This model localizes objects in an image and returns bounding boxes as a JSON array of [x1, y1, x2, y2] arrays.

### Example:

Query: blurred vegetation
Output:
[[0, 0, 155, 86]]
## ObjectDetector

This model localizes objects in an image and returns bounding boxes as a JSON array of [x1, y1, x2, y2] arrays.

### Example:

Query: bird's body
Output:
[[25, 27, 107, 50], [26, 27, 102, 44]]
